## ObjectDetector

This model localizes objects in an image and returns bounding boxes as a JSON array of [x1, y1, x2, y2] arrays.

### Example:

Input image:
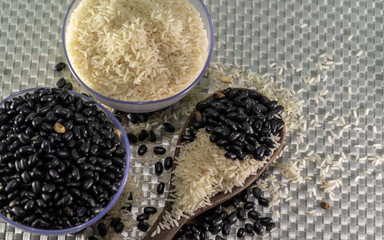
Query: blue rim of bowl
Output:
[[0, 87, 130, 235], [62, 0, 214, 106]]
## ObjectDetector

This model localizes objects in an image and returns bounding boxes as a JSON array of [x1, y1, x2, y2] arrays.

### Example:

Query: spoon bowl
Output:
[[143, 88, 286, 240]]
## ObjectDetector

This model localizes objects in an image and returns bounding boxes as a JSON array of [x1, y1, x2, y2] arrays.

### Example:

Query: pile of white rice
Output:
[[66, 0, 208, 101]]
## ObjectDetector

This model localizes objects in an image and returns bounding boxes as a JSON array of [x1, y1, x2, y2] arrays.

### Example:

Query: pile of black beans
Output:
[[173, 185, 274, 240], [0, 88, 127, 229], [184, 88, 285, 161]]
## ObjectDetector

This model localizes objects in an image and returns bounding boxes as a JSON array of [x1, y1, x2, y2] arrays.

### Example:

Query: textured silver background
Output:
[[0, 0, 384, 239]]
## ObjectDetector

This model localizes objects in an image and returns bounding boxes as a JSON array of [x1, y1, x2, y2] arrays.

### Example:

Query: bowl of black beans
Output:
[[0, 88, 130, 235]]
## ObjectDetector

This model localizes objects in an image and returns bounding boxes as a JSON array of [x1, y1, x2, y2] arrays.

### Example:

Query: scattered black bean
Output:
[[114, 222, 124, 233], [137, 221, 149, 232], [237, 227, 245, 237], [253, 221, 263, 235], [154, 146, 166, 155], [164, 157, 173, 170], [240, 188, 250, 202], [244, 201, 256, 210], [237, 207, 246, 221], [56, 78, 66, 88], [248, 210, 261, 221], [110, 218, 121, 228], [54, 62, 66, 71], [221, 222, 231, 235], [260, 217, 273, 226], [144, 206, 157, 215], [127, 133, 138, 144], [63, 82, 73, 90], [162, 122, 175, 132], [266, 222, 275, 232], [258, 197, 270, 207], [245, 223, 254, 235], [252, 187, 263, 198], [136, 213, 149, 221], [148, 130, 156, 142], [97, 222, 107, 237], [87, 236, 99, 240], [127, 113, 139, 124], [138, 130, 148, 141], [155, 162, 164, 175], [226, 212, 238, 225], [157, 182, 165, 194], [138, 145, 147, 155]]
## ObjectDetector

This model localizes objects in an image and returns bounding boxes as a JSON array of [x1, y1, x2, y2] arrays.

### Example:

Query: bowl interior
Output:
[[0, 88, 130, 235], [63, 0, 214, 113]]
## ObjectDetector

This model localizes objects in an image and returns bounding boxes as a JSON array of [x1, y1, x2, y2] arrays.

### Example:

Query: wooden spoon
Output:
[[143, 88, 286, 240]]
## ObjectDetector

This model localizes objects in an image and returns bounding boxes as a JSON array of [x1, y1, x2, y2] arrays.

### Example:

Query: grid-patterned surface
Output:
[[1, 0, 384, 239]]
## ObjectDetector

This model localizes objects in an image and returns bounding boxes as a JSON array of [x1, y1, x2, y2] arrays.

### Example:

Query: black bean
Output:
[[56, 78, 67, 88], [232, 197, 240, 208], [237, 227, 245, 237], [114, 222, 124, 233], [136, 213, 149, 221], [161, 157, 172, 170], [266, 222, 275, 231], [211, 216, 223, 227], [97, 222, 107, 237], [137, 221, 149, 232], [221, 222, 231, 235], [253, 221, 263, 235], [127, 133, 137, 144], [208, 225, 221, 234], [154, 146, 166, 155], [157, 182, 165, 194], [193, 233, 200, 240], [110, 218, 121, 228], [12, 206, 26, 217], [144, 206, 157, 215], [260, 217, 273, 226], [31, 180, 42, 194], [252, 187, 263, 198], [240, 188, 250, 202], [162, 122, 175, 132], [248, 210, 261, 221], [138, 145, 147, 155], [263, 147, 272, 156], [258, 197, 270, 207], [181, 134, 194, 142], [5, 179, 18, 192], [155, 162, 163, 175], [21, 171, 32, 183], [226, 212, 238, 225], [63, 82, 73, 90], [228, 145, 242, 156], [42, 184, 56, 193], [138, 130, 148, 141], [24, 199, 35, 211], [200, 232, 207, 240], [148, 130, 156, 142], [245, 223, 254, 235], [274, 105, 284, 115], [244, 201, 256, 210], [54, 62, 66, 71], [237, 207, 246, 221], [224, 152, 237, 159]]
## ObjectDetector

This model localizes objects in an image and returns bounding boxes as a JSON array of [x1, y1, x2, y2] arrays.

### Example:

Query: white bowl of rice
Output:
[[63, 0, 213, 113]]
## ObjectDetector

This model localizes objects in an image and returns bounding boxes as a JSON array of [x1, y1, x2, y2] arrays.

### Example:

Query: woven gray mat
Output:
[[1, 0, 383, 239]]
